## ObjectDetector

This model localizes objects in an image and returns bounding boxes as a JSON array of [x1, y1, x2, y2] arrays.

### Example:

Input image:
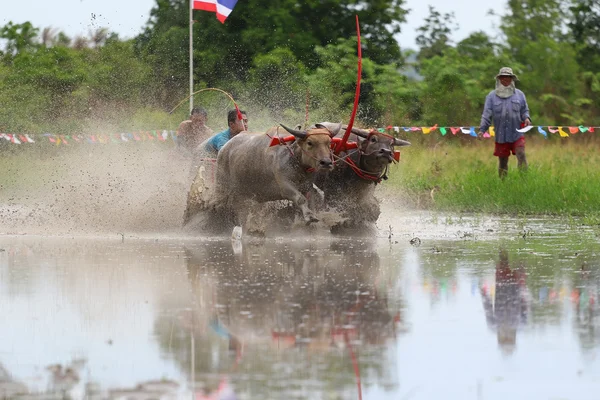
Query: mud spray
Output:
[[0, 141, 192, 236]]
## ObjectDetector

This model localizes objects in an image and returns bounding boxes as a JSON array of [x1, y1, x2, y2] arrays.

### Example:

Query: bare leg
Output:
[[515, 147, 528, 172], [498, 157, 509, 179]]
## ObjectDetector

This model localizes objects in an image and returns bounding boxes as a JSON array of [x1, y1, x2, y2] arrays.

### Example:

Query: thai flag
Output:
[[193, 0, 238, 23]]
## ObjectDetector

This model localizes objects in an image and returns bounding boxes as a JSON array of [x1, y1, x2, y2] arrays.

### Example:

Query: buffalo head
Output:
[[281, 123, 341, 172], [349, 127, 410, 170]]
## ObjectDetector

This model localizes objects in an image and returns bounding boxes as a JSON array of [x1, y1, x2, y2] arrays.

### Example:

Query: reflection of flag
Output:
[[193, 0, 239, 23]]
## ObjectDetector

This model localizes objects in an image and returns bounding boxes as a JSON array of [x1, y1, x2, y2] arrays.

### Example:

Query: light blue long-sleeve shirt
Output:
[[479, 89, 531, 144]]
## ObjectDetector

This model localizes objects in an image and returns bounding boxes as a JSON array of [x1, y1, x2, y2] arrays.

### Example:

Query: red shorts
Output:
[[494, 136, 525, 158]]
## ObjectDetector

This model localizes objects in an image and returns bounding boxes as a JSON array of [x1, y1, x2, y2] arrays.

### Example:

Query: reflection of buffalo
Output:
[[183, 239, 401, 349], [481, 249, 529, 355]]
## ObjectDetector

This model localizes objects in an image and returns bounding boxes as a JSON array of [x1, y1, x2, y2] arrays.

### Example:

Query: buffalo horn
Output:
[[393, 138, 411, 147], [280, 124, 307, 139]]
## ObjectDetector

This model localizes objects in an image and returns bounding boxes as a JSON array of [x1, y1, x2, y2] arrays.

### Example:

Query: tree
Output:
[[415, 6, 457, 61], [0, 22, 39, 56], [569, 0, 600, 72], [500, 0, 583, 124], [135, 0, 409, 108]]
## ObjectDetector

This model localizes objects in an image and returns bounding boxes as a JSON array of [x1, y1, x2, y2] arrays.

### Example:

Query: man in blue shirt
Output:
[[204, 109, 248, 156], [478, 67, 532, 179]]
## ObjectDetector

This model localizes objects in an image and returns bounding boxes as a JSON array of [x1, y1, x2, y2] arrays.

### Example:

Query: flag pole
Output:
[[189, 0, 194, 114]]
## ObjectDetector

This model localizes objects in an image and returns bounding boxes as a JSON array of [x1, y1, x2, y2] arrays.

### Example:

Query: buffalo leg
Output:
[[278, 181, 318, 224]]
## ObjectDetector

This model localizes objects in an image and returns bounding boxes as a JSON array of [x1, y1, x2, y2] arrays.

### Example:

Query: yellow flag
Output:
[[489, 127, 495, 137], [558, 127, 569, 137], [422, 127, 431, 134]]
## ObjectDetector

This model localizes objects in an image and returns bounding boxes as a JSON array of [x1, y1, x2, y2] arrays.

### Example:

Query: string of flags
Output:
[[2, 124, 599, 146], [0, 130, 178, 145], [376, 125, 599, 138]]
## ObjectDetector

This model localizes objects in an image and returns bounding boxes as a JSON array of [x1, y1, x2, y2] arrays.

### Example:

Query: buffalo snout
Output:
[[379, 148, 394, 161], [319, 158, 333, 170]]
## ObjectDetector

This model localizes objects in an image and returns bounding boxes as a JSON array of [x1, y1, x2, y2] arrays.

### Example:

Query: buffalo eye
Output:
[[307, 140, 313, 147], [370, 136, 377, 143]]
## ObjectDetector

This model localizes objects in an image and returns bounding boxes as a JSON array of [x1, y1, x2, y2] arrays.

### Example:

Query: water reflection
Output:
[[480, 249, 529, 356], [155, 238, 404, 399], [1, 231, 600, 399]]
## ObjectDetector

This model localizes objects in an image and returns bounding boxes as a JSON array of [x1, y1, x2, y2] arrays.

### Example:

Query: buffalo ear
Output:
[[393, 138, 411, 147], [315, 122, 342, 137], [281, 124, 307, 139]]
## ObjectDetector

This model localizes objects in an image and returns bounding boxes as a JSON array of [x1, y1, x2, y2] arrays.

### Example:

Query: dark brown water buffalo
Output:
[[209, 123, 342, 228], [312, 122, 411, 233]]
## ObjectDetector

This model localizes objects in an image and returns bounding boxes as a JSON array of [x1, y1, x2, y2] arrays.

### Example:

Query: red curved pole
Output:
[[335, 15, 362, 154]]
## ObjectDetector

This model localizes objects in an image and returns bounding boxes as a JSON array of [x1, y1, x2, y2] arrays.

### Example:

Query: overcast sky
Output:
[[1, 0, 505, 49]]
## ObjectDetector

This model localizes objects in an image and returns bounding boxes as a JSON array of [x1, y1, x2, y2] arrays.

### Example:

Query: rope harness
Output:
[[332, 130, 399, 184]]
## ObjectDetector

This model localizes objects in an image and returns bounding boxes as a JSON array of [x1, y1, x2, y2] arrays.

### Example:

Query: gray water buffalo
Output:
[[209, 123, 342, 228], [313, 122, 411, 232]]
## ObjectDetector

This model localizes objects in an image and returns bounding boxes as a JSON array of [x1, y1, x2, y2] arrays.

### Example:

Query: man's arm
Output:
[[479, 94, 493, 135], [520, 92, 531, 125]]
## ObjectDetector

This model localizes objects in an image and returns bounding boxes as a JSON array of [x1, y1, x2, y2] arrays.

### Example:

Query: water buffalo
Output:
[[209, 123, 342, 228], [312, 122, 411, 233]]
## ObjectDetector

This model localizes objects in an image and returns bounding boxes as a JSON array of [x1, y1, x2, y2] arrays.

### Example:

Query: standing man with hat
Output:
[[478, 67, 532, 179]]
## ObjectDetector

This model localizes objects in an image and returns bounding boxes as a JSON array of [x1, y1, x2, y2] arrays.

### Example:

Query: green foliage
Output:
[[389, 139, 600, 217], [415, 6, 457, 60], [1, 0, 600, 135]]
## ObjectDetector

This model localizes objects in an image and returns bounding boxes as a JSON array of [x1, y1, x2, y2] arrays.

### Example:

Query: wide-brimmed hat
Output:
[[496, 67, 518, 81]]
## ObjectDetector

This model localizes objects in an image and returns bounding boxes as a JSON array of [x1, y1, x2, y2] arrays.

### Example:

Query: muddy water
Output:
[[1, 215, 600, 399]]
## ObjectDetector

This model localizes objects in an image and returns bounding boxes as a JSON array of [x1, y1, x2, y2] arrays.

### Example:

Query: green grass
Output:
[[388, 137, 600, 219]]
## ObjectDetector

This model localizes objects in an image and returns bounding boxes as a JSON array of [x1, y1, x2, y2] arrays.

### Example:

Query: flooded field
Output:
[[1, 213, 599, 400]]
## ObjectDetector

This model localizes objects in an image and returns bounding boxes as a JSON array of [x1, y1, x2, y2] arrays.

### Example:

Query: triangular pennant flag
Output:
[[111, 133, 120, 143], [133, 132, 141, 141], [121, 133, 129, 142], [469, 127, 477, 137], [89, 135, 97, 143], [157, 130, 166, 141], [8, 134, 21, 144], [483, 132, 491, 138], [460, 127, 471, 134], [146, 131, 154, 140], [558, 127, 569, 137], [517, 125, 535, 133], [450, 127, 460, 135], [578, 125, 588, 133], [386, 125, 393, 131], [59, 135, 68, 145], [568, 126, 579, 134], [589, 127, 595, 132], [422, 127, 431, 134], [537, 126, 548, 138], [440, 127, 447, 136], [18, 135, 27, 143], [162, 130, 169, 140], [47, 135, 56, 143], [393, 127, 400, 133], [489, 126, 495, 137], [72, 135, 81, 142], [25, 134, 35, 143], [548, 127, 558, 133]]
